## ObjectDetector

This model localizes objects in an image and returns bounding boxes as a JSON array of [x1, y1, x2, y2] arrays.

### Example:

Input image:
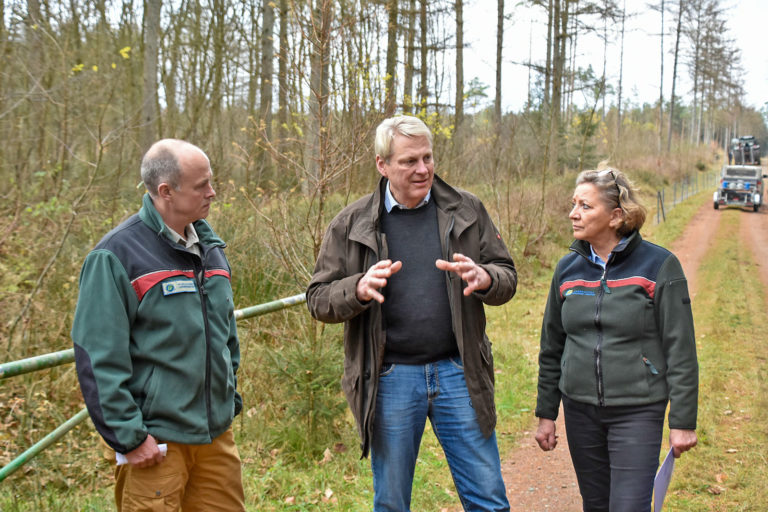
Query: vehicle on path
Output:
[[729, 136, 761, 165], [713, 165, 767, 212]]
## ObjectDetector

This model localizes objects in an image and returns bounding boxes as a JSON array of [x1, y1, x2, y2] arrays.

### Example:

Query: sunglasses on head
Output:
[[597, 169, 621, 208]]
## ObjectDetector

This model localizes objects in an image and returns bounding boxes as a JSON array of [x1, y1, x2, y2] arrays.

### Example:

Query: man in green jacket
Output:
[[72, 139, 244, 511], [307, 116, 517, 511]]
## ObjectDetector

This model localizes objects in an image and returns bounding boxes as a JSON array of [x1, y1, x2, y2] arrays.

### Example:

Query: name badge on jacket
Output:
[[162, 279, 197, 296]]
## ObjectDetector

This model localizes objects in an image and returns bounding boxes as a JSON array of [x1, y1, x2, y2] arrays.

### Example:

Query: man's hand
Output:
[[669, 428, 697, 458], [124, 434, 165, 468], [435, 253, 491, 296], [534, 418, 559, 452], [356, 259, 403, 303]]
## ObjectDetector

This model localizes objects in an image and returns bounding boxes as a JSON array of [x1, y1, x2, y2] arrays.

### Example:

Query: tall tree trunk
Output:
[[666, 0, 683, 153], [494, 0, 503, 125], [260, 0, 275, 176], [657, 0, 664, 156], [547, 0, 564, 174], [278, 0, 289, 143], [617, 0, 625, 143], [384, 0, 398, 115], [601, 1, 607, 119], [246, 2, 258, 117], [142, 0, 161, 152], [455, 0, 464, 128], [689, 1, 702, 144], [403, 0, 416, 112], [544, 0, 553, 110], [418, 0, 428, 111], [304, 0, 332, 196], [565, 1, 577, 125]]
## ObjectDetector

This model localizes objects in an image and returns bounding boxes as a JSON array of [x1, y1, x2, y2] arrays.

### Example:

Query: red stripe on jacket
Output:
[[560, 276, 655, 299], [131, 269, 231, 301]]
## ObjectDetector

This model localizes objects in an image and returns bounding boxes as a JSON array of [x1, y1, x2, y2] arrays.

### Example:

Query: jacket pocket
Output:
[[121, 468, 183, 511], [480, 335, 493, 367], [140, 367, 159, 418]]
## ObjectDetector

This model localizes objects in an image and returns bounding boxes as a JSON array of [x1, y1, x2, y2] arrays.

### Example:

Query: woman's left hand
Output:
[[669, 428, 697, 458]]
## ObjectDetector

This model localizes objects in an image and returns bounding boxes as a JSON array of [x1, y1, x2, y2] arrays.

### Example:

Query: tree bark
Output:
[[455, 0, 464, 128], [418, 0, 428, 111], [385, 0, 398, 116], [142, 0, 161, 152], [403, 0, 416, 112], [278, 0, 289, 143], [304, 0, 332, 195], [494, 0, 503, 125], [544, 0, 553, 110], [666, 0, 683, 153], [658, 0, 664, 156], [616, 0, 625, 143]]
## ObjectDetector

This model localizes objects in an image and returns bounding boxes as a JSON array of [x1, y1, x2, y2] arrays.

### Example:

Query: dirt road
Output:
[[497, 197, 768, 511]]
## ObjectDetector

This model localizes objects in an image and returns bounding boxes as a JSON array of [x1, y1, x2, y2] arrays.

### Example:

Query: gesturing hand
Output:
[[435, 253, 491, 296], [356, 259, 403, 303]]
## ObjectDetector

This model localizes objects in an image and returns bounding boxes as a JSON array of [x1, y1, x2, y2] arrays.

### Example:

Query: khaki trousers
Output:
[[114, 428, 245, 512]]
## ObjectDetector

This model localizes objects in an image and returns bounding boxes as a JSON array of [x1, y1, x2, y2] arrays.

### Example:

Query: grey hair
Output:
[[576, 164, 647, 235], [375, 115, 433, 162], [140, 140, 183, 196]]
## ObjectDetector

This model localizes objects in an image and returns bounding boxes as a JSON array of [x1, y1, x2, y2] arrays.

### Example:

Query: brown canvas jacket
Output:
[[307, 175, 517, 457]]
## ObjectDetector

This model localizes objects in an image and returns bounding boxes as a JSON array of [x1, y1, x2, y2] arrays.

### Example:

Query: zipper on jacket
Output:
[[594, 287, 605, 407], [600, 266, 611, 294], [594, 260, 612, 407], [197, 247, 213, 432], [643, 357, 659, 375]]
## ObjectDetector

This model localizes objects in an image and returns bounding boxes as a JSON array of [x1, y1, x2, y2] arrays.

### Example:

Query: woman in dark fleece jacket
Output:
[[534, 167, 698, 512]]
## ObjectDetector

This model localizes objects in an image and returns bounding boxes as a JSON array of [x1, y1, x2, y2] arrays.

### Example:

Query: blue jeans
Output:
[[371, 357, 509, 512], [562, 395, 666, 512]]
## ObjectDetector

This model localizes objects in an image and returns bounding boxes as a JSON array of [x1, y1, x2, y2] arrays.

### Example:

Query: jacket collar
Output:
[[570, 230, 642, 262], [348, 174, 470, 247], [138, 193, 225, 247]]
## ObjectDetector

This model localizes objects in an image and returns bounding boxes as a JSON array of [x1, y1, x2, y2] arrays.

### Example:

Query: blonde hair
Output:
[[576, 164, 646, 236], [374, 115, 433, 162]]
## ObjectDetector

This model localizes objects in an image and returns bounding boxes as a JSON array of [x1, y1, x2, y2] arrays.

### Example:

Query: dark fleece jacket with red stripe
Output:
[[536, 231, 698, 430], [72, 193, 241, 454]]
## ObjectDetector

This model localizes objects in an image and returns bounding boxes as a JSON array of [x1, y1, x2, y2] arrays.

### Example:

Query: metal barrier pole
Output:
[[0, 408, 90, 482], [0, 349, 75, 380], [0, 293, 307, 482], [1, 294, 308, 380], [234, 293, 306, 320]]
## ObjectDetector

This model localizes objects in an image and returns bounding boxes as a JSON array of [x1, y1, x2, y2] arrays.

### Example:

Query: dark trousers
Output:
[[562, 395, 666, 512]]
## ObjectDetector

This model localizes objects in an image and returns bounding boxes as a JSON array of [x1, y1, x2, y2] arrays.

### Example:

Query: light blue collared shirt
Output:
[[589, 237, 627, 268], [384, 182, 431, 212]]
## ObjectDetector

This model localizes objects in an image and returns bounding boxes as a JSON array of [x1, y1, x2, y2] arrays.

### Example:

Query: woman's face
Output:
[[569, 183, 622, 244]]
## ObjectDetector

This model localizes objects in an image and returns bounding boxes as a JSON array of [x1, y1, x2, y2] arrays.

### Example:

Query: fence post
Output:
[[657, 190, 666, 223]]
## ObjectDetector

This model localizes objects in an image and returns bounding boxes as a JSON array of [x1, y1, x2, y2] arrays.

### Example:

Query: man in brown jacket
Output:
[[307, 115, 516, 511]]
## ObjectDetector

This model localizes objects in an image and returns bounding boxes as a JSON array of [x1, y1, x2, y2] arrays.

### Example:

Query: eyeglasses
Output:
[[598, 169, 622, 209]]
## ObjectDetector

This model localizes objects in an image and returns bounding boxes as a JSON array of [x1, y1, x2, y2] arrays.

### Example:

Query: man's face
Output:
[[168, 150, 216, 226], [376, 134, 434, 208]]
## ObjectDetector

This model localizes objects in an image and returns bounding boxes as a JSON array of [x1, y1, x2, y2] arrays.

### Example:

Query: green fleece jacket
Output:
[[72, 194, 241, 453], [536, 232, 698, 430]]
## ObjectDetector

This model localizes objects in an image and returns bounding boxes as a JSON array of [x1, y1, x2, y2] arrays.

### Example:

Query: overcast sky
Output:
[[464, 0, 767, 113]]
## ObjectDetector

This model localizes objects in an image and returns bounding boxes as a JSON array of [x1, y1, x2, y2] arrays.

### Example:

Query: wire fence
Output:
[[655, 170, 719, 224]]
